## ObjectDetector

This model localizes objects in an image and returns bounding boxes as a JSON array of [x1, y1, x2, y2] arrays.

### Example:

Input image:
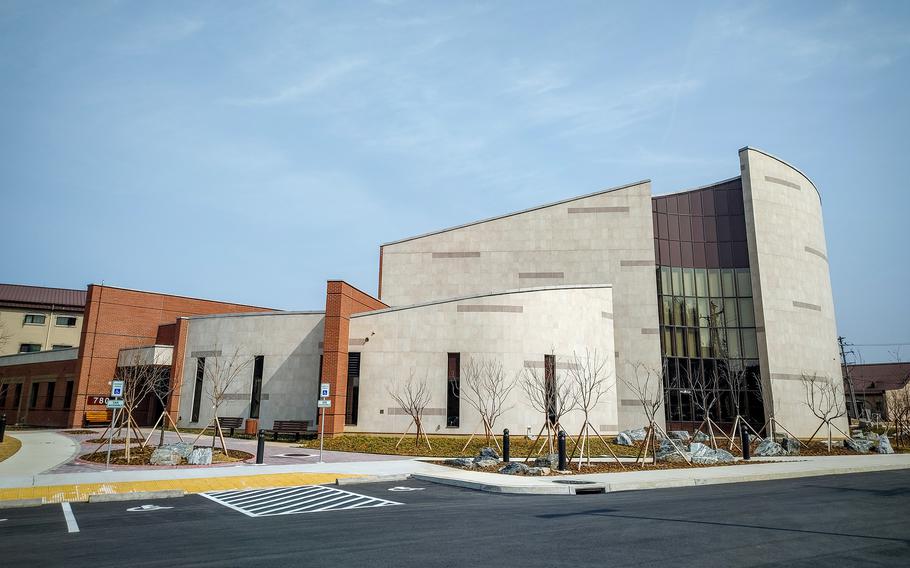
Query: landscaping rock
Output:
[[692, 430, 710, 443], [780, 436, 801, 455], [445, 457, 476, 468], [477, 447, 500, 461], [754, 437, 786, 457], [187, 447, 212, 465], [689, 442, 735, 464], [628, 427, 647, 441], [526, 467, 550, 476], [534, 454, 559, 469], [170, 442, 195, 459], [499, 462, 529, 475], [669, 431, 691, 442], [656, 438, 688, 462], [614, 432, 634, 446], [877, 434, 895, 454], [149, 447, 182, 466], [474, 459, 499, 468], [844, 438, 874, 453]]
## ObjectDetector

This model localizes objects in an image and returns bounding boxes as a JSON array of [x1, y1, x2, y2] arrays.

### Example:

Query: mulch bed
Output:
[[61, 430, 99, 435], [79, 446, 253, 466], [85, 437, 144, 445], [439, 458, 767, 476]]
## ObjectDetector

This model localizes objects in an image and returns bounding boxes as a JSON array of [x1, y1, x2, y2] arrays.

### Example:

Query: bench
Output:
[[267, 420, 311, 442], [217, 416, 245, 437], [83, 410, 112, 427]]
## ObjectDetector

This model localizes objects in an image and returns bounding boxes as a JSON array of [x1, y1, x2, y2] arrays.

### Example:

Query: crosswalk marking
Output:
[[201, 485, 402, 517]]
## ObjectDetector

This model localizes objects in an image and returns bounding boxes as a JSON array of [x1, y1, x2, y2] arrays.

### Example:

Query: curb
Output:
[[87, 490, 186, 503], [336, 474, 410, 486], [411, 474, 571, 495], [0, 498, 45, 509]]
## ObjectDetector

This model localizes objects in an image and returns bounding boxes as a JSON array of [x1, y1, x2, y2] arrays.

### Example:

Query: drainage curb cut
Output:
[[0, 498, 45, 509], [88, 490, 185, 503], [336, 474, 410, 486]]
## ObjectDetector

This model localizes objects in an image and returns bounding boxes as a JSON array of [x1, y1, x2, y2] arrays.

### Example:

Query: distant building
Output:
[[844, 362, 910, 420], [0, 284, 86, 356]]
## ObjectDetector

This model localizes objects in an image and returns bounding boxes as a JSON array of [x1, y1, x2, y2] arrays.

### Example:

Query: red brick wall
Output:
[[0, 358, 77, 427], [320, 281, 387, 435], [69, 285, 273, 428]]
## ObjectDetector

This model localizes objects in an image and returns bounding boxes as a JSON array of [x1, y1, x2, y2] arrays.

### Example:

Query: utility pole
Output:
[[838, 336, 860, 421]]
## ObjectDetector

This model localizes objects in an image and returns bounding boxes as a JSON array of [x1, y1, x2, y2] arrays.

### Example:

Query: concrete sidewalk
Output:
[[0, 431, 79, 476], [412, 454, 910, 494]]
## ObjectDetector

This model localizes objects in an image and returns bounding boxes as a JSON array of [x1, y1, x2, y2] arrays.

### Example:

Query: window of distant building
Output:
[[23, 314, 46, 325], [55, 316, 77, 327], [63, 381, 74, 409], [52, 345, 72, 350], [19, 343, 41, 353], [45, 381, 56, 408], [447, 353, 460, 427]]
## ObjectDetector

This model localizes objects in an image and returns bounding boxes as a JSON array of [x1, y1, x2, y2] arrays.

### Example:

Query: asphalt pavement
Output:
[[2, 470, 908, 567]]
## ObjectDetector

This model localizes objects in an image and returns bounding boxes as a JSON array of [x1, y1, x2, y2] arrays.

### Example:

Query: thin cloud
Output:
[[224, 58, 367, 106]]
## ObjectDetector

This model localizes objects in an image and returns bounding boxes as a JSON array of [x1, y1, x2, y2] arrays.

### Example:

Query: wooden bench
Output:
[[217, 416, 245, 437], [267, 420, 310, 442], [83, 410, 112, 427]]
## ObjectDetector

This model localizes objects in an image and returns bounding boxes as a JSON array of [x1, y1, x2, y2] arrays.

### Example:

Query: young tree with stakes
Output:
[[388, 371, 433, 450], [191, 348, 251, 456], [519, 352, 576, 460], [457, 357, 517, 452], [801, 373, 850, 453], [684, 364, 731, 450], [144, 367, 185, 448], [565, 349, 625, 469], [720, 359, 763, 451], [622, 361, 690, 466]]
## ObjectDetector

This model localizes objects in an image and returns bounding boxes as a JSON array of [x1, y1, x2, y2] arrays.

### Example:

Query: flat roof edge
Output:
[[89, 283, 276, 311], [381, 179, 651, 247], [180, 311, 325, 321], [351, 284, 614, 318]]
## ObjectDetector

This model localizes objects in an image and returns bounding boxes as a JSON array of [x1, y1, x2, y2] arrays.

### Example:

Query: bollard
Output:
[[740, 427, 750, 461], [503, 428, 510, 462], [0, 414, 5, 443], [557, 430, 567, 471], [256, 429, 266, 464]]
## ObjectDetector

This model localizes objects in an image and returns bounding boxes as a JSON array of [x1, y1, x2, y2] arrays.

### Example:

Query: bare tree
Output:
[[719, 359, 762, 451], [622, 361, 689, 466], [457, 357, 517, 451], [191, 348, 251, 455], [685, 365, 730, 450], [115, 358, 161, 462], [388, 371, 433, 450], [519, 352, 576, 459], [565, 349, 624, 469], [144, 367, 184, 448], [801, 373, 849, 453], [885, 379, 910, 448]]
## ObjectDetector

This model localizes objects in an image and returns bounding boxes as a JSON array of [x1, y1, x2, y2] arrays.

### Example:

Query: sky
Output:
[[1, 1, 908, 363]]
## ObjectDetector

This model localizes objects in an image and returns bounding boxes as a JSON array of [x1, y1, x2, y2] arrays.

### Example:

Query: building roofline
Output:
[[739, 146, 821, 201], [381, 179, 651, 247], [0, 347, 80, 367], [653, 176, 743, 198], [178, 311, 325, 322], [351, 284, 614, 318], [89, 283, 276, 311], [326, 280, 386, 306]]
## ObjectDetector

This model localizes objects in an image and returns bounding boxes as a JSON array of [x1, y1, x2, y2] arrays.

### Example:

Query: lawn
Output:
[[0, 435, 22, 463]]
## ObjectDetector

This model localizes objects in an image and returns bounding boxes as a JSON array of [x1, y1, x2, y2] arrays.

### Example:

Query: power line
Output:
[[850, 342, 910, 347]]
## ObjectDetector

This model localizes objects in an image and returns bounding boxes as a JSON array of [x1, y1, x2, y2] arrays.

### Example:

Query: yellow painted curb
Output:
[[0, 472, 361, 504]]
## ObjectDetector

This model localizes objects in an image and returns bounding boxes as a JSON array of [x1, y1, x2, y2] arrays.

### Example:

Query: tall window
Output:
[[345, 352, 361, 425], [544, 354, 557, 426], [29, 383, 40, 408], [63, 381, 74, 409], [0, 385, 7, 408], [13, 383, 23, 409], [446, 353, 460, 427], [250, 356, 264, 419], [45, 381, 56, 408], [191, 357, 205, 422]]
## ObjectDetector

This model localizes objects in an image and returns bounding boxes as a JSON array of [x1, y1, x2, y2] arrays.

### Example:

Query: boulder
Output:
[[526, 467, 550, 476], [499, 462, 529, 475], [689, 442, 735, 464], [669, 431, 691, 443], [477, 447, 500, 461], [656, 438, 688, 462], [877, 434, 895, 454], [534, 454, 559, 469], [780, 436, 801, 456], [712, 448, 736, 463], [149, 447, 182, 466], [474, 459, 499, 468], [445, 457, 476, 468], [187, 447, 213, 466], [692, 430, 710, 443], [753, 437, 786, 457], [844, 438, 874, 453], [628, 427, 647, 441], [170, 442, 195, 459], [614, 432, 634, 446]]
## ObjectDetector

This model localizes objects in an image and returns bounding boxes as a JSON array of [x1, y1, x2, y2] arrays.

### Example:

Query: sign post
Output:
[[318, 383, 331, 463], [105, 379, 125, 469]]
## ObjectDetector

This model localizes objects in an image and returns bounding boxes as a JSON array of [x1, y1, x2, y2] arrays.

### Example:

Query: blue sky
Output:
[[1, 1, 907, 362]]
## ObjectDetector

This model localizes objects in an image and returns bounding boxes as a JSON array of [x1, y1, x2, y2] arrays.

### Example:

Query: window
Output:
[[13, 383, 23, 408], [19, 343, 41, 353], [345, 352, 360, 425], [52, 345, 72, 350], [55, 316, 77, 327], [45, 381, 56, 408], [23, 314, 46, 325], [446, 353, 460, 427], [250, 356, 264, 419], [191, 358, 205, 422], [0, 385, 7, 408], [63, 381, 74, 409], [544, 354, 557, 426], [29, 383, 40, 408]]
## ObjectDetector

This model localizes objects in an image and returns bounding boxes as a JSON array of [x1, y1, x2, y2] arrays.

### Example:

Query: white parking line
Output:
[[201, 485, 402, 517], [61, 502, 79, 533]]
